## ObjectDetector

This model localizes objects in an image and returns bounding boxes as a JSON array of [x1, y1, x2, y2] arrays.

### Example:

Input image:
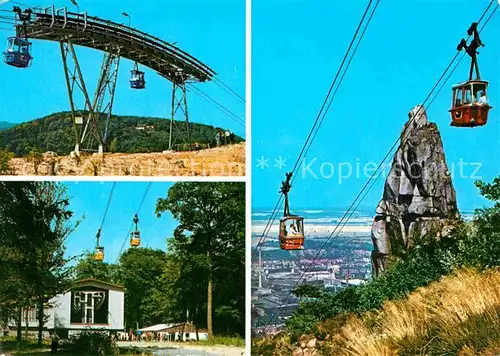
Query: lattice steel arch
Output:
[[10, 5, 216, 153]]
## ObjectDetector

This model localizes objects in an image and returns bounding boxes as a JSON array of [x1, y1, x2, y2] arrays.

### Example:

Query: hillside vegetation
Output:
[[253, 176, 500, 355], [0, 121, 14, 131], [0, 112, 243, 156]]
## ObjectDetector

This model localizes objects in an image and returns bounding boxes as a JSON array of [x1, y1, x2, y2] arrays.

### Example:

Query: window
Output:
[[472, 83, 487, 103], [71, 288, 109, 325], [454, 89, 462, 107], [464, 86, 472, 104]]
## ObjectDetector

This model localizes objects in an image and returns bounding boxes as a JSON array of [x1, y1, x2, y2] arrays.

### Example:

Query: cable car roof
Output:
[[452, 79, 489, 89], [7, 36, 31, 44]]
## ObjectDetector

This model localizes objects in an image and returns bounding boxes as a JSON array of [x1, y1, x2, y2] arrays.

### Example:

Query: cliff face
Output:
[[371, 105, 459, 277]]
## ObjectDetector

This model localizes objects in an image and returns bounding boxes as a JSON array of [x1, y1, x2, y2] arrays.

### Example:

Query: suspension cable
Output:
[[213, 76, 245, 103], [188, 83, 245, 126], [252, 0, 379, 262]]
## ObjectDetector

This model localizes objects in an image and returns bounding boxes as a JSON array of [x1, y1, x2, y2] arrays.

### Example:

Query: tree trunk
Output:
[[16, 308, 22, 345], [206, 240, 214, 339], [37, 299, 44, 346], [25, 308, 29, 339]]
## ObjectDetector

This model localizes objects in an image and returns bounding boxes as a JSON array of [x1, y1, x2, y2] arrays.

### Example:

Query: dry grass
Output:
[[335, 268, 500, 355]]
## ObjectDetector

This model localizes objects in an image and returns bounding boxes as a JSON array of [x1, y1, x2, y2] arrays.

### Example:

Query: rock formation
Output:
[[371, 105, 459, 277]]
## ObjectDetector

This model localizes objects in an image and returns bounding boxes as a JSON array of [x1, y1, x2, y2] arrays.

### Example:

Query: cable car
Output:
[[450, 22, 492, 127], [130, 62, 145, 89], [94, 229, 104, 262], [278, 172, 305, 250], [94, 246, 104, 262], [3, 36, 33, 68], [130, 214, 141, 247]]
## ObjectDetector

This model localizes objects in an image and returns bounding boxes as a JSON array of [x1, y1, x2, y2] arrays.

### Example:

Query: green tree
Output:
[[118, 247, 167, 329], [74, 253, 121, 284], [0, 149, 14, 175], [109, 138, 118, 153], [0, 182, 77, 345], [156, 182, 245, 338]]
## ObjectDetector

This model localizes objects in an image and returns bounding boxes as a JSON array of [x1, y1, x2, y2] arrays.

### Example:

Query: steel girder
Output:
[[60, 40, 120, 154]]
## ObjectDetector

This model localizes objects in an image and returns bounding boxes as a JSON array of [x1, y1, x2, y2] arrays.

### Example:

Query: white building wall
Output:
[[8, 286, 124, 332], [48, 292, 71, 329], [107, 289, 124, 330]]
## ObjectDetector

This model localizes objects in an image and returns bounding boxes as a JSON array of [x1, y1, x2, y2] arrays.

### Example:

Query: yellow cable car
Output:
[[93, 229, 104, 262], [130, 214, 141, 247], [278, 172, 305, 250], [94, 246, 104, 262]]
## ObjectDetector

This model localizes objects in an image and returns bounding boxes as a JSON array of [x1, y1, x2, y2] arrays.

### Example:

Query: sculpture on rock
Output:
[[371, 105, 459, 277]]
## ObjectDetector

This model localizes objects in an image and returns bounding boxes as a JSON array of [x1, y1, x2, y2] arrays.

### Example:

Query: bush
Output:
[[0, 149, 14, 175], [60, 330, 118, 356]]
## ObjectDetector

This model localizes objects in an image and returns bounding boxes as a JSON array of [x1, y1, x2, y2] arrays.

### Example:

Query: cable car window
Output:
[[453, 89, 462, 107], [464, 86, 472, 104], [472, 83, 486, 104]]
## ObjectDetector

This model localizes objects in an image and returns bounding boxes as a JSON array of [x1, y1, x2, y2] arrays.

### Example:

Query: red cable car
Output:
[[278, 172, 305, 250], [450, 22, 492, 127]]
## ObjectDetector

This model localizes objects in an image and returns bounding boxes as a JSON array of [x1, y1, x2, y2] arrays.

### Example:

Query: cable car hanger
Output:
[[278, 172, 305, 251], [449, 22, 492, 128]]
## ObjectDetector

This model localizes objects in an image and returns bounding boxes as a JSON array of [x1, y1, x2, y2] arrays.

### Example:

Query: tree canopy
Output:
[[0, 112, 244, 156]]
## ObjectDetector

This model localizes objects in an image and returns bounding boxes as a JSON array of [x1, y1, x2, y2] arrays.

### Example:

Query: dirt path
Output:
[[117, 341, 245, 356], [8, 143, 245, 176]]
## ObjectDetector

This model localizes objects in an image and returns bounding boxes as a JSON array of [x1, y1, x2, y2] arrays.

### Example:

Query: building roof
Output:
[[72, 279, 125, 292], [138, 323, 176, 332]]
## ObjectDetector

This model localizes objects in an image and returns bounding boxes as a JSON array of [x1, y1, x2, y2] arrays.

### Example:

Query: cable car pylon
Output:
[[169, 70, 192, 151]]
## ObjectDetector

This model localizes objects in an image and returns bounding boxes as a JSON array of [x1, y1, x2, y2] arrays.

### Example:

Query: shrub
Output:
[[60, 330, 118, 356], [0, 149, 14, 175]]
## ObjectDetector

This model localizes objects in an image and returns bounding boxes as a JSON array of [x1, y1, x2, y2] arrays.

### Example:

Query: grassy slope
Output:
[[271, 268, 500, 356]]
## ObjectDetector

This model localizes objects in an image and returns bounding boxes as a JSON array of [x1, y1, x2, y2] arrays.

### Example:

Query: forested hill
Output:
[[0, 112, 243, 156], [0, 121, 14, 131]]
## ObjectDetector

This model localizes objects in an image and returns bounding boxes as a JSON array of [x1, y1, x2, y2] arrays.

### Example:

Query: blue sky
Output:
[[64, 182, 177, 264], [252, 0, 500, 212], [0, 0, 245, 137]]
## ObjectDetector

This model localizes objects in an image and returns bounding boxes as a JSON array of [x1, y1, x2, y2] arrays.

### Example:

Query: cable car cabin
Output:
[[279, 216, 305, 250], [94, 246, 104, 262], [130, 69, 145, 89], [130, 231, 141, 247], [3, 37, 33, 68], [450, 80, 492, 127]]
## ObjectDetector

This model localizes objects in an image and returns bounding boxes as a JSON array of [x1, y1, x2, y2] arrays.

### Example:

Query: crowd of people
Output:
[[215, 129, 236, 147]]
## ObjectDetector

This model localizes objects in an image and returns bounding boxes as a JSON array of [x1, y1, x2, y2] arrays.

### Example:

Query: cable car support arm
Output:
[[280, 172, 293, 217], [457, 22, 484, 80]]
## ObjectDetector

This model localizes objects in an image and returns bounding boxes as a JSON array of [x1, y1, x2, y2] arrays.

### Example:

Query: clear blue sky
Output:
[[64, 182, 177, 264], [252, 0, 500, 212], [0, 0, 245, 137]]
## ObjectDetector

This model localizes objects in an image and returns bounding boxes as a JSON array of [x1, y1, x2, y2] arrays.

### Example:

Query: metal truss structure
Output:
[[12, 5, 215, 153]]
